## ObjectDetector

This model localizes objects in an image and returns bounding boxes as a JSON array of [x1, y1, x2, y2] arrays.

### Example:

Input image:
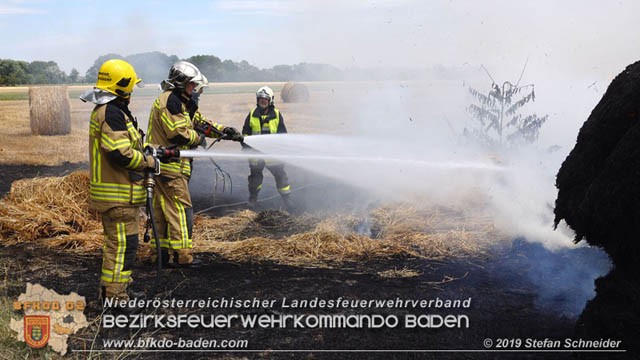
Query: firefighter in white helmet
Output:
[[241, 86, 292, 210], [147, 61, 243, 267]]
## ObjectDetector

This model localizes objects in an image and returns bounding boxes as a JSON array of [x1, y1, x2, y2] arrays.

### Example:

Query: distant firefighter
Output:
[[242, 86, 293, 211]]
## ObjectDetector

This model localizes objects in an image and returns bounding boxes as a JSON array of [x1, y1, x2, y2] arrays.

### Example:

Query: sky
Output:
[[1, 0, 640, 85]]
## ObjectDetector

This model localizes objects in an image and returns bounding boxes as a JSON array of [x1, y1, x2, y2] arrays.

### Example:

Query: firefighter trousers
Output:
[[150, 175, 194, 264], [99, 206, 139, 300], [248, 159, 291, 198]]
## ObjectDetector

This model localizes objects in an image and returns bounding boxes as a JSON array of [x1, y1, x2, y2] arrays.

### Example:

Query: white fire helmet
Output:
[[192, 72, 209, 93], [161, 61, 204, 91], [256, 86, 274, 106]]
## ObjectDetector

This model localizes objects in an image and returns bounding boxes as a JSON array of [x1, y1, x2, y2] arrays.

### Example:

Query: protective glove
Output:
[[223, 127, 244, 142], [195, 122, 215, 137], [143, 154, 157, 170]]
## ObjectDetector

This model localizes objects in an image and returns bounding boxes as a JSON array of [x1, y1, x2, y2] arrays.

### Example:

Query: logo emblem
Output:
[[24, 316, 50, 348]]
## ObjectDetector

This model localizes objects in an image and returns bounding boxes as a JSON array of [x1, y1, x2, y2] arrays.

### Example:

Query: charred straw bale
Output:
[[554, 60, 640, 267], [576, 268, 640, 353], [555, 60, 640, 356], [280, 82, 309, 103], [29, 86, 71, 135]]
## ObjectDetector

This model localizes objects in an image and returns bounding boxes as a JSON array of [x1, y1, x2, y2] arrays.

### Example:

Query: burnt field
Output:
[[6, 0, 640, 354], [0, 82, 630, 359], [0, 160, 618, 360]]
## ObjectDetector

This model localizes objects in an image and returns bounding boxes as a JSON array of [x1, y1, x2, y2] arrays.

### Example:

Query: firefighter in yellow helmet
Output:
[[80, 59, 155, 302], [242, 86, 292, 210], [147, 61, 243, 267]]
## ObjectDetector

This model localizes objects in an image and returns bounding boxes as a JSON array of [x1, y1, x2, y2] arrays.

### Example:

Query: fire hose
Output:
[[140, 134, 252, 294], [142, 146, 164, 295], [205, 130, 233, 199], [203, 126, 259, 203]]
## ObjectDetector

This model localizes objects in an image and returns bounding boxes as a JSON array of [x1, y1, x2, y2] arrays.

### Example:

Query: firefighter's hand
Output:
[[196, 134, 207, 148], [195, 123, 214, 137], [223, 127, 244, 142], [143, 155, 156, 170]]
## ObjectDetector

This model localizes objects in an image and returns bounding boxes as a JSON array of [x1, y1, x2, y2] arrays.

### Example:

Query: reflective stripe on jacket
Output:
[[89, 102, 150, 212], [147, 90, 225, 178], [242, 106, 286, 136]]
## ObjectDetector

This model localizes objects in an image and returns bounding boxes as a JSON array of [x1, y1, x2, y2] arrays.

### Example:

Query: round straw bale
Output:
[[29, 86, 71, 135], [554, 59, 640, 267], [280, 82, 309, 103], [554, 60, 640, 355]]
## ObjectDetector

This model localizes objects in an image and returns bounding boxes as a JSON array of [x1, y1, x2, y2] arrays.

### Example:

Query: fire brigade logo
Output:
[[11, 283, 89, 355], [24, 315, 50, 348]]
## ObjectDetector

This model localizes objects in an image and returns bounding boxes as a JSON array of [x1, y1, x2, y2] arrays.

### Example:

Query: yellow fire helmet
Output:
[[95, 59, 142, 99]]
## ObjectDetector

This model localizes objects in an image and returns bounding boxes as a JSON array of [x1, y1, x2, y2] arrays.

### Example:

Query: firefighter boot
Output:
[[149, 248, 170, 267], [173, 248, 204, 268], [248, 193, 259, 211], [100, 284, 145, 314], [99, 281, 128, 303], [281, 193, 295, 213]]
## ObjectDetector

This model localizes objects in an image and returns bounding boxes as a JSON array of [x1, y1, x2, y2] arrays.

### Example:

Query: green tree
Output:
[[83, 52, 346, 83], [85, 53, 123, 83], [25, 61, 67, 84], [125, 51, 178, 83], [186, 55, 223, 81], [69, 68, 79, 83], [0, 59, 28, 85], [272, 64, 293, 81]]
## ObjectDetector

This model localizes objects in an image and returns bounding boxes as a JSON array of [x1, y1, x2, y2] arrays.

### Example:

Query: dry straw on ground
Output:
[[377, 267, 423, 278], [281, 82, 309, 103], [197, 231, 419, 266], [0, 172, 500, 266], [29, 86, 71, 135], [0, 171, 102, 251]]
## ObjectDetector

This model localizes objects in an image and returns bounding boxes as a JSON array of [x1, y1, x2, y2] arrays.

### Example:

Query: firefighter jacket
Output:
[[147, 90, 225, 179], [242, 106, 287, 136], [89, 100, 154, 213]]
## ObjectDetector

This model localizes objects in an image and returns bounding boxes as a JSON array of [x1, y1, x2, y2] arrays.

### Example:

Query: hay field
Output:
[[0, 82, 352, 166], [0, 100, 86, 165]]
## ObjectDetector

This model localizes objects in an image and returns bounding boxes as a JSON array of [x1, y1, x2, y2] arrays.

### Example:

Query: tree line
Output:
[[0, 51, 344, 86], [0, 59, 81, 86], [1, 51, 476, 86]]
